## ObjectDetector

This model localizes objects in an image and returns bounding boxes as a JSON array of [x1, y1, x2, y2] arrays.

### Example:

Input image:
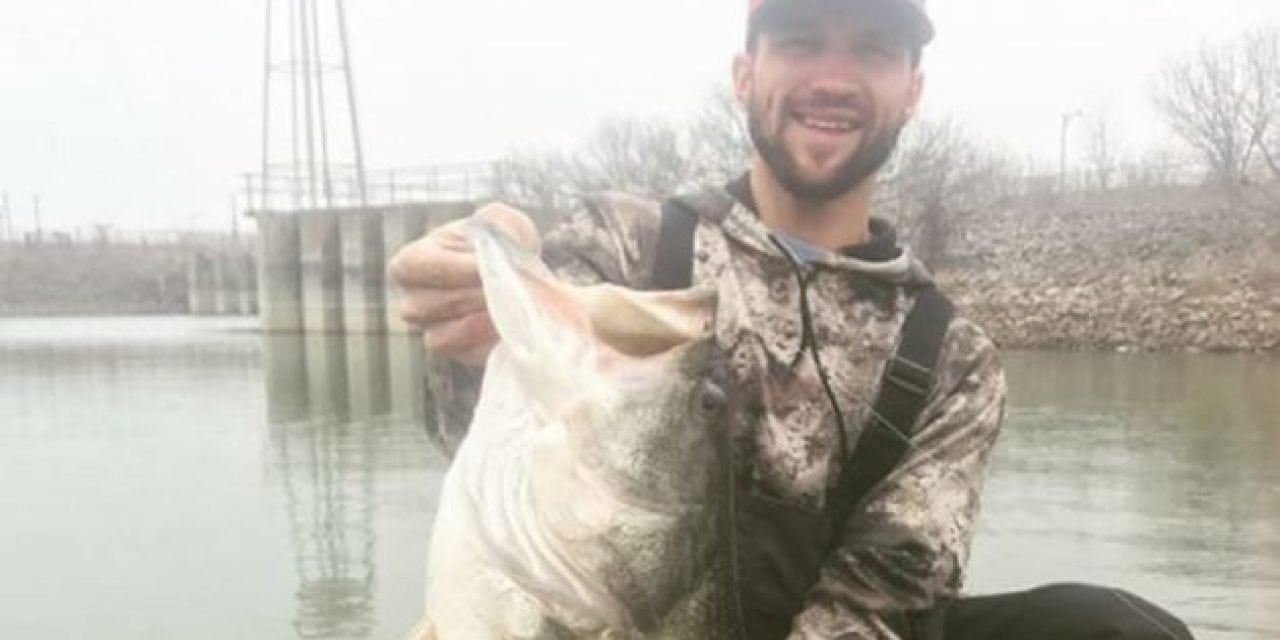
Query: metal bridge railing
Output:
[[242, 163, 495, 213]]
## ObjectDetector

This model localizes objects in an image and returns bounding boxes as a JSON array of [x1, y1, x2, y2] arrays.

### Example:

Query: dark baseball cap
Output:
[[748, 0, 935, 47]]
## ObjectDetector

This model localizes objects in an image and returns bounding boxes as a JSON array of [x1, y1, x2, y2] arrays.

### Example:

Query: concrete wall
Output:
[[340, 210, 386, 335], [249, 201, 488, 428], [187, 254, 216, 315], [299, 209, 344, 335], [258, 212, 304, 331], [188, 249, 258, 317]]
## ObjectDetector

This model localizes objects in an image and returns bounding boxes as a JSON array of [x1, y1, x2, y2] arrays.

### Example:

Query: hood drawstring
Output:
[[769, 235, 852, 468]]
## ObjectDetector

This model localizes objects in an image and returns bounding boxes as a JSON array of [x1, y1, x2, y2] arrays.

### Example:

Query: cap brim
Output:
[[751, 0, 934, 47]]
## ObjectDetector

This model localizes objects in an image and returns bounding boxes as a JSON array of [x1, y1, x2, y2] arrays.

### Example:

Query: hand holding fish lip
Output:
[[419, 219, 737, 639], [390, 202, 541, 367]]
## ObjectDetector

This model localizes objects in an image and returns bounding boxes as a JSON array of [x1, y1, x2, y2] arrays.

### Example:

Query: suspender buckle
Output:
[[884, 355, 932, 399]]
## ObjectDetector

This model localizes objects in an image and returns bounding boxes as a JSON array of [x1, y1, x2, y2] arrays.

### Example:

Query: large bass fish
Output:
[[414, 220, 740, 639]]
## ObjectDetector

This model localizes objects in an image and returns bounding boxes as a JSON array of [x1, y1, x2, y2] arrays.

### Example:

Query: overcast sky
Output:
[[1, 0, 1277, 233]]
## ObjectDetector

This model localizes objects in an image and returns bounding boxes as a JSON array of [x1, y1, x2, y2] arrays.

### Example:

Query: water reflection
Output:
[[1, 318, 1274, 639], [263, 331, 428, 639], [971, 351, 1280, 639]]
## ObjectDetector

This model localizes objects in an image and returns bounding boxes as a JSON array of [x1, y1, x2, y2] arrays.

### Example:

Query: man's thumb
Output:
[[472, 202, 541, 254]]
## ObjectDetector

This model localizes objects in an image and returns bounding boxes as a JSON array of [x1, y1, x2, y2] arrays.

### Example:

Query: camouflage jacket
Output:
[[424, 179, 1007, 639]]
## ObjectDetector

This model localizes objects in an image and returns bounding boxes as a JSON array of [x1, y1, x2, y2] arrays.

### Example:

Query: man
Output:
[[391, 0, 1195, 637]]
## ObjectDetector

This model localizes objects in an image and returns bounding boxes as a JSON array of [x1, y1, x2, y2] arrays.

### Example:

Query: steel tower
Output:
[[256, 0, 368, 212]]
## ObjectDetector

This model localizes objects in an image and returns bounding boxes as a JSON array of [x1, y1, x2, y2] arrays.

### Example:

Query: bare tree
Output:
[[881, 116, 1019, 269], [1118, 148, 1187, 190], [685, 84, 754, 186], [489, 116, 703, 220], [1240, 28, 1280, 183], [487, 150, 582, 225], [574, 118, 695, 199], [1152, 27, 1280, 187], [489, 85, 757, 219]]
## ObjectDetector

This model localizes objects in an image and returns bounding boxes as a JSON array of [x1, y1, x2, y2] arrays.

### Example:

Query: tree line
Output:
[[1153, 26, 1280, 189], [487, 26, 1279, 265]]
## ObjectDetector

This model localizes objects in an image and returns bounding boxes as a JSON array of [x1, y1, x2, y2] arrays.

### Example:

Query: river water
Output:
[[0, 316, 1276, 639]]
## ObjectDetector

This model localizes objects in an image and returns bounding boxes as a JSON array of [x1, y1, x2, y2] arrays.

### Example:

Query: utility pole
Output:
[[1059, 110, 1084, 196], [32, 194, 42, 244]]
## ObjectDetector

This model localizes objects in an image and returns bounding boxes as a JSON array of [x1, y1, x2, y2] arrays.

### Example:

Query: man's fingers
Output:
[[388, 204, 541, 290], [387, 202, 537, 368], [389, 239, 481, 289], [398, 287, 487, 326], [474, 203, 541, 253], [423, 312, 498, 360]]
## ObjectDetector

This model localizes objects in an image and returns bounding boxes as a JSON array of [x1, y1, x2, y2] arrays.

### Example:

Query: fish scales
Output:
[[414, 221, 741, 640]]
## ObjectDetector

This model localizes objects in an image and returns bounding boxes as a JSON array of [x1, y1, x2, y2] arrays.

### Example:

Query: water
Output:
[[0, 317, 1276, 639], [969, 351, 1280, 637]]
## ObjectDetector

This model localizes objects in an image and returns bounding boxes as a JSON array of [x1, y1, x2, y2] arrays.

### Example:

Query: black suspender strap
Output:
[[829, 285, 955, 529], [651, 199, 698, 290]]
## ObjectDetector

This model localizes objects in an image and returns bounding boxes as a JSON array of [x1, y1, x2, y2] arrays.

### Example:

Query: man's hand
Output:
[[389, 203, 540, 367]]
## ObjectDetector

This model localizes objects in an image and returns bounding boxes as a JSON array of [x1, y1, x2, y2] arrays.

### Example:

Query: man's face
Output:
[[734, 5, 923, 202]]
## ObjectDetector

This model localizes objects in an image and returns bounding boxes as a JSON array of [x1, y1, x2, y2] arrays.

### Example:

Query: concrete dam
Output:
[[251, 202, 472, 335], [233, 202, 477, 420]]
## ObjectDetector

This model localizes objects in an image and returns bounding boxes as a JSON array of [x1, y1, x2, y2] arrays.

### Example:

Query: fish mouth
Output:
[[468, 218, 716, 360]]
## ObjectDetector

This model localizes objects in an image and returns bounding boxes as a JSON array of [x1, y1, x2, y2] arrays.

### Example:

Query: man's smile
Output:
[[791, 109, 862, 136], [784, 106, 866, 159]]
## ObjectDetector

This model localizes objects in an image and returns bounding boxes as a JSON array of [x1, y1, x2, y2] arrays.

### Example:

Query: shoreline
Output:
[[3, 303, 1276, 355], [946, 281, 1279, 355], [5, 185, 1276, 354]]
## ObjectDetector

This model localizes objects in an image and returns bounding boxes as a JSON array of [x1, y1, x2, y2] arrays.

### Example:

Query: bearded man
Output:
[[391, 0, 1195, 637]]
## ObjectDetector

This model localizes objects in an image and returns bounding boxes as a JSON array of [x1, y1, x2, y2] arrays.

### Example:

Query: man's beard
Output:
[[747, 101, 903, 203]]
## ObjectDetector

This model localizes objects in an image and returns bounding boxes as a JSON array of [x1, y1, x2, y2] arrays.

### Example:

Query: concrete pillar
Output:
[[304, 332, 349, 419], [299, 209, 344, 334], [211, 254, 232, 316], [345, 331, 390, 419], [386, 332, 426, 418], [238, 252, 259, 316], [263, 333, 310, 423], [187, 253, 215, 315], [340, 208, 387, 335], [258, 212, 304, 333]]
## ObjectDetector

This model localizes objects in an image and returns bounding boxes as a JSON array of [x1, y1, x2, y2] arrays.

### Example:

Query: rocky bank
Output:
[[926, 186, 1279, 353]]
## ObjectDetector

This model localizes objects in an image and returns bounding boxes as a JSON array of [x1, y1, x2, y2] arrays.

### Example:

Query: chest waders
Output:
[[655, 199, 954, 640]]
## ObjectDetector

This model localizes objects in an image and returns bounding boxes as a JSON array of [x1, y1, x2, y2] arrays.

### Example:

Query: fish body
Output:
[[416, 221, 738, 639]]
